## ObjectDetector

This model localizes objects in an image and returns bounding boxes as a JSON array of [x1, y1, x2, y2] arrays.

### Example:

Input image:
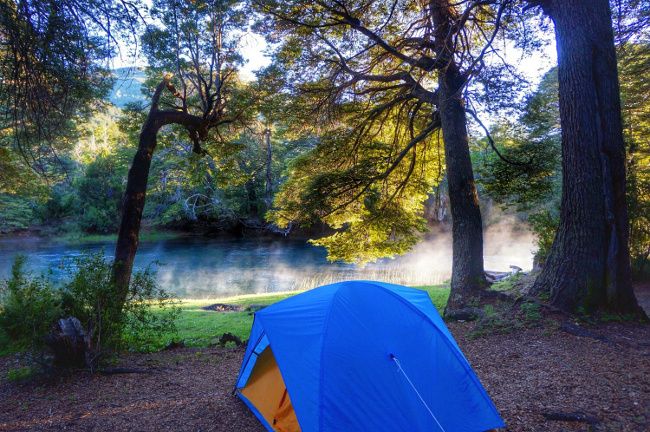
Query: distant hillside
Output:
[[109, 67, 147, 108]]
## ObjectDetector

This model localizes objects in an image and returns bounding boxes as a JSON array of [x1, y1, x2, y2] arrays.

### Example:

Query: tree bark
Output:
[[112, 112, 161, 299], [113, 78, 205, 301], [432, 2, 487, 314], [531, 0, 644, 315]]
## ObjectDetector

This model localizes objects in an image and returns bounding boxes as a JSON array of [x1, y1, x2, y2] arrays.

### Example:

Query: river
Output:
[[0, 230, 535, 298]]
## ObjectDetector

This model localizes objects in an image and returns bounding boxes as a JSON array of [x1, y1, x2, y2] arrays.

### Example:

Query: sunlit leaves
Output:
[[619, 43, 650, 274], [270, 105, 444, 264]]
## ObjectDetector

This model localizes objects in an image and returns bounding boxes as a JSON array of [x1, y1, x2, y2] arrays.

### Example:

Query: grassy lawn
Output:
[[0, 284, 450, 355], [143, 284, 450, 352]]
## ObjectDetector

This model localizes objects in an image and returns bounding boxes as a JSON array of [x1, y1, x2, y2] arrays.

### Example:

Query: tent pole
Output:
[[391, 355, 446, 432]]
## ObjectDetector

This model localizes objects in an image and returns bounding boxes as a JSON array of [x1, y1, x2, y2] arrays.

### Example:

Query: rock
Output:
[[215, 332, 243, 347]]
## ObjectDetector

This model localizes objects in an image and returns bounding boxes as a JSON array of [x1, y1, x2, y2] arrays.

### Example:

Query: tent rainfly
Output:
[[235, 281, 505, 432]]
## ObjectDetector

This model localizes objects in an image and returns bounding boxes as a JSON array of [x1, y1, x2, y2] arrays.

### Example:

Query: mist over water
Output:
[[0, 221, 535, 298]]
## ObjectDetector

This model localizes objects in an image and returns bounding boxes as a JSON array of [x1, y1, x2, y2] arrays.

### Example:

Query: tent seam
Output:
[[235, 314, 265, 389], [317, 283, 344, 432], [362, 281, 503, 419]]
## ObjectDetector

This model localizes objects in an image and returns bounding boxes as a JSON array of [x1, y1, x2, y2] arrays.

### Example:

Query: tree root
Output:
[[98, 367, 164, 375], [542, 410, 600, 425], [559, 322, 610, 343]]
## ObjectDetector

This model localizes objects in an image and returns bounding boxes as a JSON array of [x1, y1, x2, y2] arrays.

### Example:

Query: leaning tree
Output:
[[257, 0, 516, 314], [112, 0, 253, 299]]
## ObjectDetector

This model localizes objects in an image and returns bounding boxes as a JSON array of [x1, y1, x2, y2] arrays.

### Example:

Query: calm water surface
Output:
[[0, 234, 534, 298]]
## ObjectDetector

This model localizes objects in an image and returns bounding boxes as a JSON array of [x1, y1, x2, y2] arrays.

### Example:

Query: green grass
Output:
[[0, 284, 450, 355], [490, 273, 523, 292], [144, 284, 450, 352], [58, 229, 182, 245]]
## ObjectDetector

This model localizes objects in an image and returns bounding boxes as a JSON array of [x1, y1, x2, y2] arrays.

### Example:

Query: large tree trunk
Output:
[[432, 2, 487, 314], [531, 0, 643, 315], [438, 67, 488, 312], [112, 113, 161, 300], [112, 78, 205, 301]]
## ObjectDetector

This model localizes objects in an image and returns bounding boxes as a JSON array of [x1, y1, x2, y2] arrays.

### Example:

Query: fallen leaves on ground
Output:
[[0, 321, 648, 431]]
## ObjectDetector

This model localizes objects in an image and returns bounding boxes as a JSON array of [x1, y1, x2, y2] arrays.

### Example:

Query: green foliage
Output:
[[41, 185, 78, 222], [0, 256, 62, 351], [479, 46, 650, 275], [0, 195, 36, 233], [476, 68, 561, 217], [0, 252, 179, 362], [271, 114, 444, 264], [620, 44, 650, 277], [528, 211, 559, 265], [490, 273, 523, 292], [468, 299, 545, 339], [61, 252, 179, 353], [76, 155, 127, 234], [121, 268, 181, 352], [519, 301, 542, 323], [60, 252, 123, 350], [0, 0, 137, 189], [6, 366, 34, 382]]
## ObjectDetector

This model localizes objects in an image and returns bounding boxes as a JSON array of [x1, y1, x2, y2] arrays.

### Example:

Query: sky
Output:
[[111, 22, 557, 88], [238, 32, 272, 81], [240, 34, 557, 86]]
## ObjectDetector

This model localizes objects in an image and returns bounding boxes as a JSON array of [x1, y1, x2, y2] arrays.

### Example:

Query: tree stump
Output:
[[45, 317, 90, 369]]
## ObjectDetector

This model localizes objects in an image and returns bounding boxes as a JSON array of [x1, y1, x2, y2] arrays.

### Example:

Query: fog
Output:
[[0, 221, 536, 298]]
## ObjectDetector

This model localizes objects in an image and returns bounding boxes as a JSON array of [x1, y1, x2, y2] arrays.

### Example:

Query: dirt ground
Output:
[[1, 319, 648, 432]]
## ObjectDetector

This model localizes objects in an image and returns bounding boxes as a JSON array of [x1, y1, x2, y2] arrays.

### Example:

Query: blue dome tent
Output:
[[235, 281, 504, 432]]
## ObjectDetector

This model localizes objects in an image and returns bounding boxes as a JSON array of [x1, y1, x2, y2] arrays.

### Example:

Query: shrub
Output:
[[0, 253, 179, 368], [60, 252, 179, 355], [121, 268, 180, 352], [0, 256, 62, 351], [6, 366, 34, 382], [40, 185, 77, 223], [528, 210, 559, 267], [520, 301, 543, 322], [60, 252, 123, 352]]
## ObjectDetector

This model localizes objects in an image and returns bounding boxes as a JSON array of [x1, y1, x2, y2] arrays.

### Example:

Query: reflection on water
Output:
[[0, 229, 535, 298]]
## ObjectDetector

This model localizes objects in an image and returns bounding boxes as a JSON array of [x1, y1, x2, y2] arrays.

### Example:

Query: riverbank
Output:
[[1, 319, 648, 431], [0, 229, 185, 245]]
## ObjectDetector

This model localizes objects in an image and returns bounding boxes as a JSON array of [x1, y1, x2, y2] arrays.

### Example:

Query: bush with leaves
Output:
[[528, 211, 560, 268], [0, 252, 180, 367], [60, 252, 180, 355], [0, 256, 62, 352], [0, 195, 37, 233]]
